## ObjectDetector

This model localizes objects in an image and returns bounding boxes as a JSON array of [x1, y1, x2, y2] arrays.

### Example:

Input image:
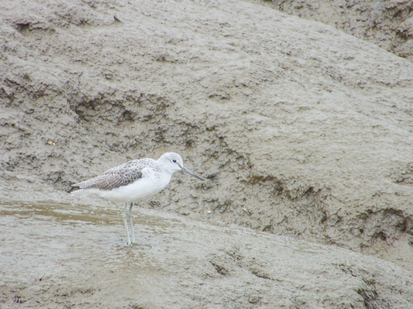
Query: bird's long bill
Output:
[[181, 166, 205, 181]]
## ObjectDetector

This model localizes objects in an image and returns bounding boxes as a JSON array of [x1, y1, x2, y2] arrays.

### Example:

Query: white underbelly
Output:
[[76, 174, 172, 203]]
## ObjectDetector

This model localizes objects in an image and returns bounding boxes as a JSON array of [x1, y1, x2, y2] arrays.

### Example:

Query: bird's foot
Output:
[[126, 238, 136, 246]]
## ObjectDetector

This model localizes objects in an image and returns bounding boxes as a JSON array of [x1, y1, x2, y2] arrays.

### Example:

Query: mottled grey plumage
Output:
[[72, 159, 161, 191]]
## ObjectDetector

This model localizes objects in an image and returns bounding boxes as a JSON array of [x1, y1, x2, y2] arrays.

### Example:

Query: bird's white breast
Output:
[[77, 170, 173, 203], [104, 171, 172, 203]]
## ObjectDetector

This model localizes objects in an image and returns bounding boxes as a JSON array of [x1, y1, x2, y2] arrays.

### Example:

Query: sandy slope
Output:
[[1, 0, 413, 307]]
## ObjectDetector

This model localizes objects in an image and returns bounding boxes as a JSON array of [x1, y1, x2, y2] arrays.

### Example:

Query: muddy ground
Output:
[[1, 0, 413, 307], [1, 190, 413, 308], [268, 0, 413, 62]]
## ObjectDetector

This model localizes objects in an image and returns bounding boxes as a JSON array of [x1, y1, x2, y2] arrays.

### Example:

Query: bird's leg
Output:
[[128, 203, 135, 244], [123, 203, 132, 245]]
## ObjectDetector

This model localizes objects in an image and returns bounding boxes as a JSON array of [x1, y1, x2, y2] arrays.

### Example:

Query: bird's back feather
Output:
[[71, 159, 157, 191]]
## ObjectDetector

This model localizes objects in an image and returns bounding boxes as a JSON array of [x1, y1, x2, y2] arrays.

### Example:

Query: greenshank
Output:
[[71, 152, 204, 245]]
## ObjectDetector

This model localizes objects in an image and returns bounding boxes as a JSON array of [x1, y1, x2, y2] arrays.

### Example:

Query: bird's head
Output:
[[158, 152, 204, 180]]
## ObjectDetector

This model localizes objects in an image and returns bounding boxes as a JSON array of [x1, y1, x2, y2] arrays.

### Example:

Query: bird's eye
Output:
[[172, 159, 177, 163]]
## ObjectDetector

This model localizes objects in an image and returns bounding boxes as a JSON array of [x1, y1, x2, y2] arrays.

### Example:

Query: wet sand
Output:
[[1, 199, 412, 308], [1, 0, 413, 307]]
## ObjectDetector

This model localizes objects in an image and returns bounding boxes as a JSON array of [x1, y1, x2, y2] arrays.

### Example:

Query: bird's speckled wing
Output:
[[72, 159, 157, 191]]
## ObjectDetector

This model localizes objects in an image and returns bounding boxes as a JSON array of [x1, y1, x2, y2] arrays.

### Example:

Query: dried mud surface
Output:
[[267, 0, 413, 62], [1, 0, 413, 307]]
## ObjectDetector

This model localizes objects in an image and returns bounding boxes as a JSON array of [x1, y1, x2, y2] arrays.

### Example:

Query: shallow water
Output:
[[0, 201, 167, 307], [0, 200, 231, 308], [1, 200, 412, 308]]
